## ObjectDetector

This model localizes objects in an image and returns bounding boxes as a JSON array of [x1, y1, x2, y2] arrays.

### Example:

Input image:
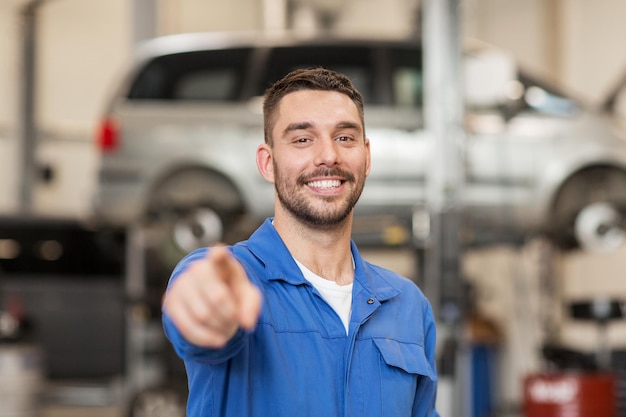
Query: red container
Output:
[[523, 372, 616, 417]]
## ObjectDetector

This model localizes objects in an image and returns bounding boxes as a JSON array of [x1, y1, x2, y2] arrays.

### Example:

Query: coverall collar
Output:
[[245, 218, 401, 303]]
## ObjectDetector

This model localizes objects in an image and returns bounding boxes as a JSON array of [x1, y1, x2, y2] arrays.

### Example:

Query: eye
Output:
[[336, 135, 354, 142], [289, 135, 311, 144]]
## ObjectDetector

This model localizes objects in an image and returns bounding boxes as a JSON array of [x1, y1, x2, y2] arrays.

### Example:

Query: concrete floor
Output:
[[41, 405, 123, 417], [33, 380, 126, 417]]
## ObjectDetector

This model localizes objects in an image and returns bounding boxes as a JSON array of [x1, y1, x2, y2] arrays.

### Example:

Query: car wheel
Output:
[[172, 205, 224, 254], [144, 169, 246, 273], [128, 386, 186, 417], [574, 201, 625, 251], [549, 166, 626, 252]]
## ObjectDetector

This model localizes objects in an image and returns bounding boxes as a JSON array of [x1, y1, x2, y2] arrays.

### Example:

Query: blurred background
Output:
[[1, 1, 626, 416]]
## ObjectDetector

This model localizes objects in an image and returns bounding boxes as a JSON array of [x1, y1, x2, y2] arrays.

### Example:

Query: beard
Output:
[[274, 164, 366, 228]]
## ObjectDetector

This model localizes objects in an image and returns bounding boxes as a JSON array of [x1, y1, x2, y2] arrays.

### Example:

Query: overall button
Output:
[[367, 298, 375, 304]]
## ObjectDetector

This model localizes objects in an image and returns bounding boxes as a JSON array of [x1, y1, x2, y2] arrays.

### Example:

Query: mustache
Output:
[[298, 167, 355, 185]]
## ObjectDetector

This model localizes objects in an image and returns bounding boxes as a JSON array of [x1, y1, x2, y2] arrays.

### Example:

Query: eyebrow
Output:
[[283, 122, 313, 135], [336, 121, 362, 132], [282, 121, 362, 136]]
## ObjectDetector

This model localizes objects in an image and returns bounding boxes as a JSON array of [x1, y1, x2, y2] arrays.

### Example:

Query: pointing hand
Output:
[[163, 246, 263, 348]]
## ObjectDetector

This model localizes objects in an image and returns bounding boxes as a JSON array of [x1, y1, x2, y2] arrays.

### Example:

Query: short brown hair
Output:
[[262, 68, 365, 145]]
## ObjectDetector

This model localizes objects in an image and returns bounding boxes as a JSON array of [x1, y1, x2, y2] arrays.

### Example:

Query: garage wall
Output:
[[160, 0, 263, 34], [38, 0, 131, 133], [561, 0, 626, 104]]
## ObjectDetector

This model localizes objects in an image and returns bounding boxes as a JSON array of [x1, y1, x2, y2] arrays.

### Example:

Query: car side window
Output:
[[258, 45, 376, 104], [389, 46, 423, 108], [176, 69, 234, 100], [127, 48, 253, 101]]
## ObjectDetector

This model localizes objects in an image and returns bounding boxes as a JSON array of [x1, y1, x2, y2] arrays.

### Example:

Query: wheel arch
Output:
[[142, 163, 247, 219], [545, 162, 626, 250], [548, 162, 626, 217]]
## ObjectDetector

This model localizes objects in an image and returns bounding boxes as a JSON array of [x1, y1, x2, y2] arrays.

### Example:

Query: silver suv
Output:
[[93, 32, 626, 269]]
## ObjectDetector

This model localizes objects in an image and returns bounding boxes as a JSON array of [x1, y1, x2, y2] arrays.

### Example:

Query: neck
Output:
[[273, 211, 354, 285]]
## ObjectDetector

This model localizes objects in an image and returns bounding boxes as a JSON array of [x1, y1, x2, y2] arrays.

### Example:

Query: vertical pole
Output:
[[132, 0, 157, 45], [544, 0, 564, 80], [124, 226, 166, 401], [262, 0, 288, 33], [18, 1, 46, 214], [125, 225, 145, 399], [422, 0, 465, 416], [422, 0, 464, 322]]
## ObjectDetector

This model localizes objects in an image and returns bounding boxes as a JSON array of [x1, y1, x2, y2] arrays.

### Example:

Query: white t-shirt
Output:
[[294, 259, 353, 334]]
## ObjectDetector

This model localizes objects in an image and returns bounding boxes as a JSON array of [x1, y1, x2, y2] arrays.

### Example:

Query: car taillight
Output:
[[96, 117, 119, 152]]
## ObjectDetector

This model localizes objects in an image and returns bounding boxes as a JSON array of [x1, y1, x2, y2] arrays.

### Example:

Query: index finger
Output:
[[208, 246, 262, 330]]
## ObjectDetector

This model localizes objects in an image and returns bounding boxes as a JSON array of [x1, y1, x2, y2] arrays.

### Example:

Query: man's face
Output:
[[257, 89, 371, 228]]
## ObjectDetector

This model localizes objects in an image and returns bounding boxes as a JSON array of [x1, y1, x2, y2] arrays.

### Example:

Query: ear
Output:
[[364, 137, 372, 177], [256, 143, 275, 183]]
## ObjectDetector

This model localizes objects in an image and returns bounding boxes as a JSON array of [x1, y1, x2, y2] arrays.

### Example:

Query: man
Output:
[[162, 68, 439, 417]]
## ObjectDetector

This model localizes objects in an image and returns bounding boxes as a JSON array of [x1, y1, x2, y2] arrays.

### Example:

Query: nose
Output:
[[314, 137, 341, 167]]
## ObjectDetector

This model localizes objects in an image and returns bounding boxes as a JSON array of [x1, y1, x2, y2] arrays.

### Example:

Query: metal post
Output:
[[18, 0, 47, 214], [421, 0, 465, 416], [124, 225, 167, 401], [132, 0, 157, 45], [262, 0, 288, 33], [422, 0, 464, 322]]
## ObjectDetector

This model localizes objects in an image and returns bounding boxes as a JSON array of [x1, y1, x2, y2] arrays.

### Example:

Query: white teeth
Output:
[[308, 180, 341, 189]]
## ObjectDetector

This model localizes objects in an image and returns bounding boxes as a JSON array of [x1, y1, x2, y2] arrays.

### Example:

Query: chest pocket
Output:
[[374, 338, 435, 377], [373, 338, 437, 415]]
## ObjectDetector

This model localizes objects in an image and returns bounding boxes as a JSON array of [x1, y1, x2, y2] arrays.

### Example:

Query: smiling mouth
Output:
[[307, 179, 342, 189]]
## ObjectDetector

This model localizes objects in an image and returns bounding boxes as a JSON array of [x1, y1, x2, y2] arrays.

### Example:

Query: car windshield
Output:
[[517, 73, 579, 116]]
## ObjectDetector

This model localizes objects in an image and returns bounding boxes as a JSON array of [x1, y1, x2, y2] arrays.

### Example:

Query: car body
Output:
[[92, 31, 626, 268]]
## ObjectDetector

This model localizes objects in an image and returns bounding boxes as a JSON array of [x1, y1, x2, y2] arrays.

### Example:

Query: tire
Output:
[[144, 169, 247, 275], [549, 166, 626, 252]]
